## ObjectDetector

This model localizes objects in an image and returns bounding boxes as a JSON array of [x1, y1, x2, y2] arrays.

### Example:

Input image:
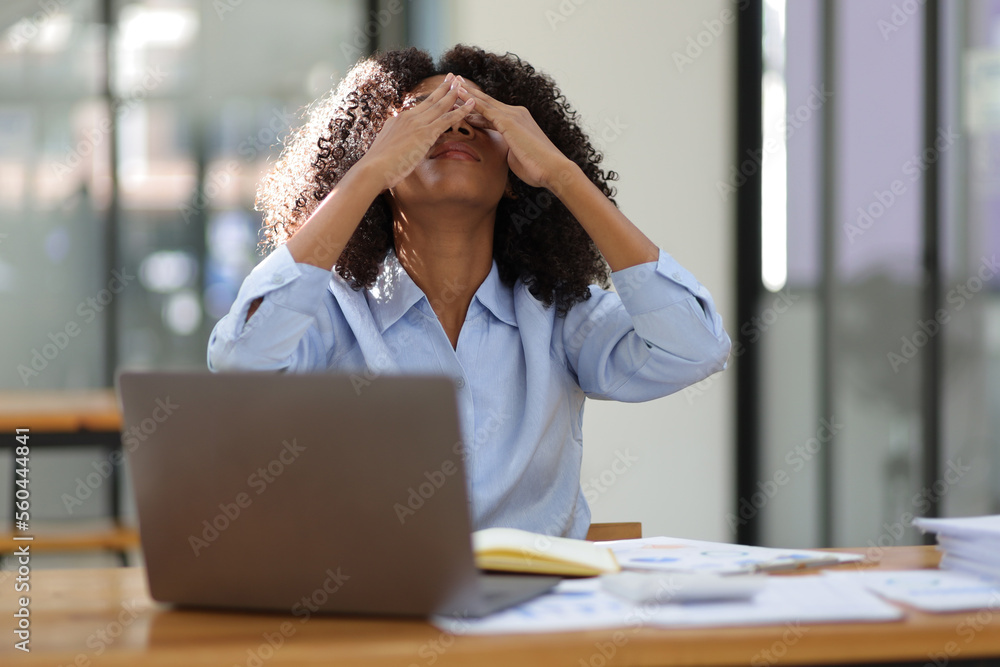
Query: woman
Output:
[[208, 45, 731, 539]]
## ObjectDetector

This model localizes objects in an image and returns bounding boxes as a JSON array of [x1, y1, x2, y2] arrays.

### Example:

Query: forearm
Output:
[[285, 158, 387, 270], [548, 163, 659, 272], [244, 161, 384, 323]]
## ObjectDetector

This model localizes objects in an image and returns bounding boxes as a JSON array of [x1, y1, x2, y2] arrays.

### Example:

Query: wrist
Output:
[[348, 155, 392, 197], [543, 160, 586, 198]]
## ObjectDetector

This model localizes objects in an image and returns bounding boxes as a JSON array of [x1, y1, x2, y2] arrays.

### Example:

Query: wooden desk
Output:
[[3, 546, 1000, 666]]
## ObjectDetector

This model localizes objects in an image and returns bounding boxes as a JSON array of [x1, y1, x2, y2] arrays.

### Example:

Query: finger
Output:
[[429, 97, 476, 130], [408, 84, 462, 121], [441, 93, 494, 129], [455, 85, 501, 120], [464, 113, 495, 131], [456, 81, 501, 107], [427, 80, 467, 114], [400, 74, 456, 114], [419, 72, 456, 106]]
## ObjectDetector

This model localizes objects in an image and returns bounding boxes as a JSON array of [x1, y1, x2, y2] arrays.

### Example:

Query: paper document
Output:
[[913, 515, 1000, 539], [913, 515, 1000, 582], [940, 552, 1000, 583], [435, 578, 635, 635], [600, 571, 767, 604], [938, 535, 1000, 565], [433, 574, 901, 635], [643, 575, 902, 627], [825, 569, 1000, 612], [602, 536, 862, 575]]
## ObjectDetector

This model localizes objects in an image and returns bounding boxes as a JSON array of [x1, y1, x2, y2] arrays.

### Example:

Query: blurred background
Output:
[[0, 0, 998, 567]]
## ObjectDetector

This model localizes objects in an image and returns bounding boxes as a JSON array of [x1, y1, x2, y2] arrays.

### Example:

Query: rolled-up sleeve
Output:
[[207, 245, 336, 373], [562, 248, 731, 401]]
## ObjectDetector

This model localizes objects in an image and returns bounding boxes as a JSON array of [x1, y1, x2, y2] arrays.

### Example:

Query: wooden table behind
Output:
[[0, 389, 121, 433], [3, 546, 1000, 666]]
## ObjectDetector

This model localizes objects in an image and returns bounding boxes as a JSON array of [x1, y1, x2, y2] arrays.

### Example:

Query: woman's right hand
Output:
[[358, 72, 476, 191]]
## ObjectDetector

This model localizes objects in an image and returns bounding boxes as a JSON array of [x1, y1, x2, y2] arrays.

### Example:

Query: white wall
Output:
[[440, 0, 736, 540]]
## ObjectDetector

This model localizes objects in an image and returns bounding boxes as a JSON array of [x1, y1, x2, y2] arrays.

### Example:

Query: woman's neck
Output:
[[392, 202, 496, 348]]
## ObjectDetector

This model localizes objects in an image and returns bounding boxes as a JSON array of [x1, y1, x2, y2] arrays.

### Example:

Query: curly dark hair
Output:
[[256, 44, 617, 313]]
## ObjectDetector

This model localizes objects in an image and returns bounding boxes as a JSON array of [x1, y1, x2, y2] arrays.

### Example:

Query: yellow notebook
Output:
[[472, 527, 621, 576]]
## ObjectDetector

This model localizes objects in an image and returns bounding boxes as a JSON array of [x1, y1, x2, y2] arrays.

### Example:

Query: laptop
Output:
[[117, 370, 559, 618]]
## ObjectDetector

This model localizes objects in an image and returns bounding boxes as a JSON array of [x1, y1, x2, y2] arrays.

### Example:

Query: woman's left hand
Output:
[[455, 78, 577, 191]]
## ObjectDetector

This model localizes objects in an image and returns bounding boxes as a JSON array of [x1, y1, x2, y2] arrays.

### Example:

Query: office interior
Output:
[[0, 0, 998, 570]]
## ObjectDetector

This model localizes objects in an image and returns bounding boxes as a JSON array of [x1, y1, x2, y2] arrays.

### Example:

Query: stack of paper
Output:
[[913, 515, 1000, 581]]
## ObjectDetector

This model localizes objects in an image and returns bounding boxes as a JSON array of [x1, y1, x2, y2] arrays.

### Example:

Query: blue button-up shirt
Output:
[[207, 244, 730, 538]]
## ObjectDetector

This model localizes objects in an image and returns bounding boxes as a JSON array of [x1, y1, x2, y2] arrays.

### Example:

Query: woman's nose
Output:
[[444, 102, 473, 135]]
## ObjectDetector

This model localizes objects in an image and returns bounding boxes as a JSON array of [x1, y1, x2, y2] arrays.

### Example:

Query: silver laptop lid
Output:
[[118, 370, 483, 617]]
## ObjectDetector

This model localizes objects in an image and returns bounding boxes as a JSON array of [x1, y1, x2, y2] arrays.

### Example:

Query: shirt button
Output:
[[271, 274, 285, 285], [672, 272, 682, 280], [456, 378, 466, 388]]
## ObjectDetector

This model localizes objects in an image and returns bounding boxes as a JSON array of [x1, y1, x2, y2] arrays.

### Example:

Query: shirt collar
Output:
[[365, 249, 517, 333], [474, 261, 517, 328]]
